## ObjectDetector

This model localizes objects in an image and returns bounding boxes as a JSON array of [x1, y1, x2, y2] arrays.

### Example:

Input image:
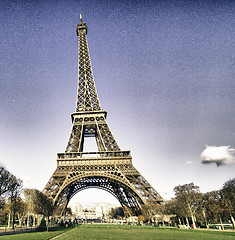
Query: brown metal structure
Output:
[[43, 15, 164, 216]]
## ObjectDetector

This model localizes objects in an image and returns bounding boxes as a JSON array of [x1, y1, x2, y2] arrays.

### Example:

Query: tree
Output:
[[164, 198, 184, 225], [201, 179, 235, 225], [140, 205, 153, 222], [8, 178, 22, 228], [221, 178, 235, 216], [173, 183, 202, 228], [0, 165, 20, 200], [151, 203, 167, 225], [4, 195, 25, 228], [201, 190, 224, 224], [110, 207, 124, 219], [23, 189, 54, 216], [0, 165, 23, 228], [23, 189, 54, 226]]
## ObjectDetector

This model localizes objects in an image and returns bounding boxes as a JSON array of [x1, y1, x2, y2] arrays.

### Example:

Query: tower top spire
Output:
[[76, 15, 100, 112], [77, 13, 87, 35]]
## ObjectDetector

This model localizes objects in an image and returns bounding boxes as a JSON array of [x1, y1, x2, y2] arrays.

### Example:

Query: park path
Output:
[[49, 228, 73, 239]]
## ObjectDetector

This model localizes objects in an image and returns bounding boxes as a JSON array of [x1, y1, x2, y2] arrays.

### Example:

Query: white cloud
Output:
[[186, 160, 194, 165], [20, 175, 32, 188], [201, 146, 235, 166]]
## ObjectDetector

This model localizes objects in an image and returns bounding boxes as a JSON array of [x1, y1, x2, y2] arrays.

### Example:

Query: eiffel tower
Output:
[[43, 15, 164, 216]]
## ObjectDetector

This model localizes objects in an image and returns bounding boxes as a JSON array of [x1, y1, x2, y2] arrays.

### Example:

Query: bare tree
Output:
[[0, 165, 19, 200], [173, 183, 202, 228], [0, 164, 23, 228], [8, 178, 23, 228]]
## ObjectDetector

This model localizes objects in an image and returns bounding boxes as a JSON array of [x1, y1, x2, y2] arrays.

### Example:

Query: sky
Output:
[[0, 0, 234, 208]]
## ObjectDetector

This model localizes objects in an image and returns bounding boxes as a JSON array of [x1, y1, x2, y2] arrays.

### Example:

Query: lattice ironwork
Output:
[[43, 15, 164, 217], [76, 18, 101, 112]]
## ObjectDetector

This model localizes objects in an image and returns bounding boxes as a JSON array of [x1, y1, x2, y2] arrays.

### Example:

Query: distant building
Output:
[[70, 202, 118, 220], [70, 202, 84, 218], [95, 202, 113, 218]]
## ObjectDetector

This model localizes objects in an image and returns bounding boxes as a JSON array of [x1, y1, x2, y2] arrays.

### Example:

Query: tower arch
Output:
[[55, 173, 144, 216]]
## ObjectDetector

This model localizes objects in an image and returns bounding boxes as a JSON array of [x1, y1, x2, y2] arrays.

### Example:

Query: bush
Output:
[[39, 218, 47, 231]]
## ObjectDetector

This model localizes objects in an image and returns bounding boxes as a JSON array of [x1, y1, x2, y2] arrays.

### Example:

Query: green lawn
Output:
[[0, 225, 234, 240], [0, 227, 67, 240], [55, 225, 235, 240]]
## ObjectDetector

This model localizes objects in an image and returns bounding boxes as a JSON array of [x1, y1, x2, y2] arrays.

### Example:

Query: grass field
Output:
[[0, 227, 68, 240], [0, 224, 234, 240]]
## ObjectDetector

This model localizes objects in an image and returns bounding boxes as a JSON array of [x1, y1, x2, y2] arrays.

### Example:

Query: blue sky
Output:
[[0, 0, 234, 206]]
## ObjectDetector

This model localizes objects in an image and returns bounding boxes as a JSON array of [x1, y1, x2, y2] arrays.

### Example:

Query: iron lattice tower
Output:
[[43, 15, 164, 216]]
